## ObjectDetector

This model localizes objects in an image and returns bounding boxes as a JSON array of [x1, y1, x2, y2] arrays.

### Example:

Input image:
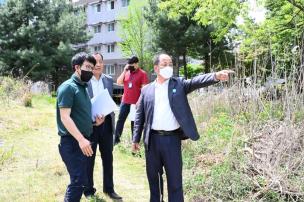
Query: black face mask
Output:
[[128, 65, 135, 72], [80, 70, 93, 82]]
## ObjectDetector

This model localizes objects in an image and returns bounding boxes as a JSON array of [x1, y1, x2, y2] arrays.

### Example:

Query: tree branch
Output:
[[286, 0, 304, 13]]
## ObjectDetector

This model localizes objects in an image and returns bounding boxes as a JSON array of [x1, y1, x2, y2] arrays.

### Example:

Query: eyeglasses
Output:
[[81, 65, 94, 71], [93, 67, 102, 71]]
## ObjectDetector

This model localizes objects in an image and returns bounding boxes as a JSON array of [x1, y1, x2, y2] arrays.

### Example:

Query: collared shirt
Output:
[[122, 68, 149, 104], [151, 79, 180, 131], [56, 74, 92, 137], [91, 74, 104, 97]]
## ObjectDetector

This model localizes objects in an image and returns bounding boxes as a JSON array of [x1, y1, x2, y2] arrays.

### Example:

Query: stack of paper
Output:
[[91, 89, 117, 121], [128, 104, 136, 121]]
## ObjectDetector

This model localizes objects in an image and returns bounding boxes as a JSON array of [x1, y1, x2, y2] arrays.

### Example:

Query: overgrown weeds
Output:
[[0, 76, 32, 107], [184, 64, 304, 201]]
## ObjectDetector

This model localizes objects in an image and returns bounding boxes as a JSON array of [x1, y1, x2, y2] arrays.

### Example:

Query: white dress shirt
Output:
[[91, 75, 104, 97], [151, 79, 180, 131]]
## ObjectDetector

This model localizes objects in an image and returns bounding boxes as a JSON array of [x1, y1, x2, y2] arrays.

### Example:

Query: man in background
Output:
[[85, 53, 122, 200], [115, 56, 149, 144]]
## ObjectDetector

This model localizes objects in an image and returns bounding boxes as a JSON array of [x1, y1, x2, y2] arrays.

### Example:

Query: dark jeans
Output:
[[84, 115, 114, 196], [59, 136, 89, 202], [115, 102, 134, 140], [146, 133, 184, 202]]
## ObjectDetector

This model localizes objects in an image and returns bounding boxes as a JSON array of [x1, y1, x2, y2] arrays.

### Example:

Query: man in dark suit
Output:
[[85, 53, 122, 200], [132, 53, 233, 202]]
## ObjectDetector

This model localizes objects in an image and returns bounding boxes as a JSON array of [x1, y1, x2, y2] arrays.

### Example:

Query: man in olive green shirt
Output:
[[57, 52, 104, 202]]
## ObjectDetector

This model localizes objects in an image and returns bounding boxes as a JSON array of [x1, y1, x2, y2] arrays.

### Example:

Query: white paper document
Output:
[[91, 89, 117, 121], [128, 104, 136, 121]]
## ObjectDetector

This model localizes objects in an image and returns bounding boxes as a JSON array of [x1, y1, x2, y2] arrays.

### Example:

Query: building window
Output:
[[94, 25, 101, 33], [107, 1, 115, 10], [118, 64, 125, 73], [105, 65, 115, 75], [121, 0, 130, 7], [108, 23, 115, 32], [94, 46, 101, 52], [107, 44, 115, 53], [96, 4, 101, 12]]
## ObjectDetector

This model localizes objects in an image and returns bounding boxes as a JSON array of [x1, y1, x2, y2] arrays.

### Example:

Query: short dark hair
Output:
[[93, 52, 104, 60], [71, 52, 96, 71], [153, 53, 170, 65], [153, 54, 161, 65], [128, 56, 139, 64]]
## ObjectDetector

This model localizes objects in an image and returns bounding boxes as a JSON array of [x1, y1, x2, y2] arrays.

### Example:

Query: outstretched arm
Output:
[[183, 70, 234, 94]]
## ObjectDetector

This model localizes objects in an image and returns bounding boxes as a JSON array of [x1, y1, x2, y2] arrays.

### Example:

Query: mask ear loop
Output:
[[76, 68, 81, 77], [74, 65, 80, 76]]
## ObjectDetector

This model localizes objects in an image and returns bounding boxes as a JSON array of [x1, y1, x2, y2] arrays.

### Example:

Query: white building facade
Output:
[[72, 0, 130, 81]]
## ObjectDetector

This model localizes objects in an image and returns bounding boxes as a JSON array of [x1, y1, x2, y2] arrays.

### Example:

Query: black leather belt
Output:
[[151, 128, 182, 136]]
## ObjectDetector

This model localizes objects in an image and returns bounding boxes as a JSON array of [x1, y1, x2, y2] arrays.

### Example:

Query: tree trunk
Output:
[[297, 35, 304, 93], [182, 53, 188, 79], [204, 53, 210, 73], [175, 56, 179, 77], [173, 55, 179, 77], [53, 67, 59, 90]]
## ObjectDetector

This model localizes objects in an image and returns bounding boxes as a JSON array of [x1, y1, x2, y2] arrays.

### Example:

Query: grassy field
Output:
[[0, 95, 149, 202], [2, 85, 303, 201]]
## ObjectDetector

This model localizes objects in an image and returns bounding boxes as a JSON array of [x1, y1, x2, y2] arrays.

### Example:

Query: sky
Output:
[[237, 0, 266, 25], [249, 0, 266, 23]]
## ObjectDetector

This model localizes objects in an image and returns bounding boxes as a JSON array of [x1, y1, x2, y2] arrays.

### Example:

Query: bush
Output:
[[183, 78, 304, 201], [0, 76, 32, 106], [0, 146, 14, 166], [179, 64, 204, 78], [22, 92, 32, 107]]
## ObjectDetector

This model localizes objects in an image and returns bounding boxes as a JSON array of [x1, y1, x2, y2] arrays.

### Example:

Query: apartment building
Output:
[[71, 0, 131, 81]]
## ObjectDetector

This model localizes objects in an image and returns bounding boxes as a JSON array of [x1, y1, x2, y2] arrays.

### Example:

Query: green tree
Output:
[[145, 0, 233, 78], [0, 0, 89, 87], [159, 0, 242, 41], [238, 0, 304, 79], [118, 0, 153, 71]]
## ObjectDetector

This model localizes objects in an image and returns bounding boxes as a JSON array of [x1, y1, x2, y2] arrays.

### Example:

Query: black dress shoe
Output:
[[104, 191, 122, 200]]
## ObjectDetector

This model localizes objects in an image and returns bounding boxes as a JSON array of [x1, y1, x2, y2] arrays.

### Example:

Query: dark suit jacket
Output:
[[133, 73, 219, 149], [87, 74, 115, 135]]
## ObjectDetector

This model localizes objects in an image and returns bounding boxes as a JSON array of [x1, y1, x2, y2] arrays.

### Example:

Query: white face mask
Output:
[[159, 66, 173, 79]]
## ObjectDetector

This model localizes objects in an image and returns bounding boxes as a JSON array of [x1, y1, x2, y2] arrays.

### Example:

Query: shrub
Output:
[[0, 76, 32, 106], [0, 146, 14, 166], [22, 92, 32, 107], [183, 75, 304, 201]]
